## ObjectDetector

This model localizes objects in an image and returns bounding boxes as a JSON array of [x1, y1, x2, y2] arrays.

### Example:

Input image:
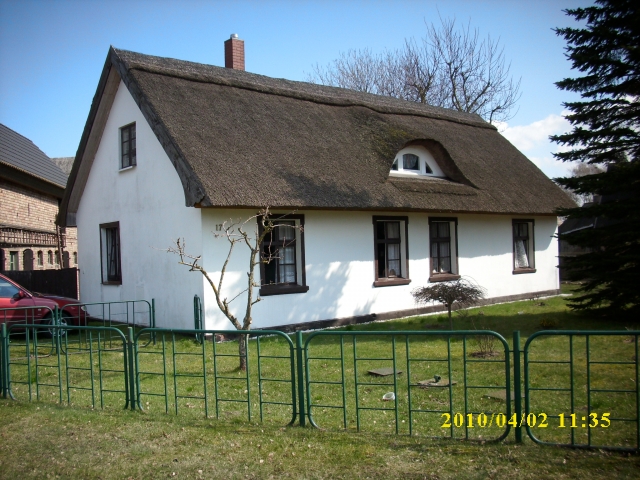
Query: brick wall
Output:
[[0, 178, 77, 272]]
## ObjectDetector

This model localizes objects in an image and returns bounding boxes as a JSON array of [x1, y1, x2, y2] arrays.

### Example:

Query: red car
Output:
[[0, 273, 87, 334]]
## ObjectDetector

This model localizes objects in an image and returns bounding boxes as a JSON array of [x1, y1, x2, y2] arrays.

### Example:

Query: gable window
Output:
[[259, 214, 308, 296], [513, 220, 536, 274], [100, 222, 122, 284], [120, 123, 136, 169], [429, 218, 460, 282], [390, 146, 444, 178], [373, 216, 410, 287]]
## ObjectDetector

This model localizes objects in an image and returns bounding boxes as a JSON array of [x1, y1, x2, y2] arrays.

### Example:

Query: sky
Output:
[[0, 0, 590, 179]]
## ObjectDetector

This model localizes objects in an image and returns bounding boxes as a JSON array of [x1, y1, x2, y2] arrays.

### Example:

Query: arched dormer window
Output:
[[390, 146, 445, 178]]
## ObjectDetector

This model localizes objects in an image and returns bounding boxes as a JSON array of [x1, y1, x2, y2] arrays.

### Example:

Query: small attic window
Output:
[[389, 146, 445, 178]]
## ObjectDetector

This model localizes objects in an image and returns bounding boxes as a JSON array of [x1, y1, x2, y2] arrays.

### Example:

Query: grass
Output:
[[1, 401, 639, 479], [1, 286, 639, 478]]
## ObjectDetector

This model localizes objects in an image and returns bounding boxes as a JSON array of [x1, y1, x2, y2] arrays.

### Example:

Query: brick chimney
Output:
[[224, 33, 245, 70]]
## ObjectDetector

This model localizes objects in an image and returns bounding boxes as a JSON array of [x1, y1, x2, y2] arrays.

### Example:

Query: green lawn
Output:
[[1, 287, 638, 478]]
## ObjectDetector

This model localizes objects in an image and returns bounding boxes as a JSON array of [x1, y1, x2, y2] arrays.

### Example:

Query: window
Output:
[[37, 251, 43, 267], [429, 218, 460, 282], [120, 123, 136, 169], [100, 222, 122, 284], [9, 251, 18, 271], [373, 216, 410, 287], [259, 214, 308, 296], [47, 251, 53, 265], [73, 252, 78, 265], [390, 146, 444, 178], [513, 220, 536, 274], [55, 251, 60, 266]]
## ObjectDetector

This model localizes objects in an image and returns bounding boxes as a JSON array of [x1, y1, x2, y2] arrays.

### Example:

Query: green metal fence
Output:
[[1, 321, 131, 409], [63, 299, 156, 350], [523, 330, 640, 452], [1, 315, 639, 452], [301, 330, 512, 442], [133, 328, 298, 425]]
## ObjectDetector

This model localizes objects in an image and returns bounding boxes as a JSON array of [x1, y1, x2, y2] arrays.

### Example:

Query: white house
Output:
[[59, 39, 574, 331]]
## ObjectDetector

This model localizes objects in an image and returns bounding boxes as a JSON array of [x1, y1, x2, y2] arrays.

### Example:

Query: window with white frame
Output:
[[120, 123, 136, 169], [100, 222, 122, 284], [390, 146, 446, 178], [259, 214, 308, 296], [429, 218, 460, 282], [373, 216, 410, 287], [513, 220, 536, 273]]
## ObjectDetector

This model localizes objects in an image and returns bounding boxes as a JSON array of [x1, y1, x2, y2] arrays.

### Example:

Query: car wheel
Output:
[[44, 314, 68, 338]]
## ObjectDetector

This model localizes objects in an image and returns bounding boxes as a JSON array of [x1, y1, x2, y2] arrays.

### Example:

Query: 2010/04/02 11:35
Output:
[[441, 412, 611, 428]]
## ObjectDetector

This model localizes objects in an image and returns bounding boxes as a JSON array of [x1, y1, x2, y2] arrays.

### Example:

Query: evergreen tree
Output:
[[552, 0, 640, 314]]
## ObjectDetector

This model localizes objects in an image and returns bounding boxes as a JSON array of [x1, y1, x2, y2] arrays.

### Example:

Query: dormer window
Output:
[[389, 146, 444, 178], [403, 154, 419, 171]]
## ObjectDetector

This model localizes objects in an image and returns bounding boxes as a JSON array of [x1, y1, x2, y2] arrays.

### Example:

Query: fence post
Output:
[[193, 295, 203, 344], [513, 330, 523, 443], [151, 298, 156, 345], [127, 327, 136, 410], [296, 331, 306, 427], [1, 323, 6, 398]]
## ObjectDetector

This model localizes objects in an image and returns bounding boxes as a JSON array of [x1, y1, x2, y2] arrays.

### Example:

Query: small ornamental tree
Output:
[[167, 207, 301, 371], [412, 278, 486, 330]]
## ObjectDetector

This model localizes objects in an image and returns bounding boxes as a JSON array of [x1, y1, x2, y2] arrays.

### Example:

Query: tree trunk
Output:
[[238, 333, 247, 371], [448, 305, 453, 330]]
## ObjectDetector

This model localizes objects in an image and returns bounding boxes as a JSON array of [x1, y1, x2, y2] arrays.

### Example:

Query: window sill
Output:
[[373, 278, 411, 287], [119, 165, 136, 172], [512, 268, 537, 275], [429, 273, 461, 283], [259, 284, 309, 297], [102, 280, 122, 286]]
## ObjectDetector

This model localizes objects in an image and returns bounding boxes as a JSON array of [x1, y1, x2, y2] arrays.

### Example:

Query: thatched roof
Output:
[[60, 47, 574, 226]]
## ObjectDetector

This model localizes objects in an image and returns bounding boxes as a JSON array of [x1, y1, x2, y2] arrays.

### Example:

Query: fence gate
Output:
[[301, 330, 512, 441], [1, 322, 132, 409], [523, 330, 640, 451]]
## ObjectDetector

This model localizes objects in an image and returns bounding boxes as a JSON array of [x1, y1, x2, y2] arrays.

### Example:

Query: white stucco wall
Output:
[[75, 80, 203, 328], [200, 210, 559, 330]]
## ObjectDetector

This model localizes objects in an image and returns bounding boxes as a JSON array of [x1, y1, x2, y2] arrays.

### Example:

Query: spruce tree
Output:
[[552, 0, 640, 315]]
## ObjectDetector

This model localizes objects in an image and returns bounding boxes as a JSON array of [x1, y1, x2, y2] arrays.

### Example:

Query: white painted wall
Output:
[[200, 210, 559, 329], [76, 81, 203, 328]]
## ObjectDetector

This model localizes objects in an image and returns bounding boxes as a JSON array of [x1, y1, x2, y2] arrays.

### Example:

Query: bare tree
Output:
[[167, 207, 301, 371], [558, 163, 605, 206], [309, 17, 521, 124], [412, 278, 486, 330]]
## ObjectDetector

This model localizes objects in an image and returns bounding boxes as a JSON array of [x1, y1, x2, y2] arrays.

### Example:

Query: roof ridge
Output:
[[113, 48, 496, 131]]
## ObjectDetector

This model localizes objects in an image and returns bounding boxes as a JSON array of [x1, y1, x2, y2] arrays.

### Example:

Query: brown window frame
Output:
[[100, 221, 122, 285], [372, 216, 411, 287], [258, 214, 308, 297], [429, 217, 460, 283], [512, 219, 536, 274], [120, 123, 136, 169]]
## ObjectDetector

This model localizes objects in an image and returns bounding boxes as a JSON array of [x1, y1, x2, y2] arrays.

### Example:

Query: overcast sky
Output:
[[0, 0, 589, 179]]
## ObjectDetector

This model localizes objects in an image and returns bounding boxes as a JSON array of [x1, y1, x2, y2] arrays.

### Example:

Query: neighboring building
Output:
[[0, 123, 78, 272], [58, 40, 575, 330]]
